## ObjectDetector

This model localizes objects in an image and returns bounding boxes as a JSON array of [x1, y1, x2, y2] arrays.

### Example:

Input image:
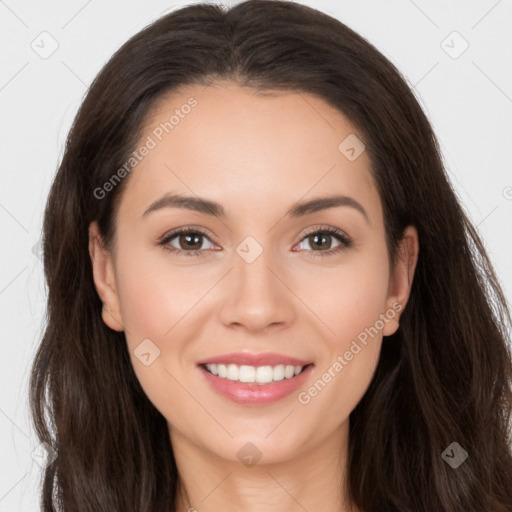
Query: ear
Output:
[[382, 225, 419, 336], [88, 221, 124, 332]]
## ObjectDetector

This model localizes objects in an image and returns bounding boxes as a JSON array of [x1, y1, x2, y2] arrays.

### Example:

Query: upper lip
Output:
[[196, 352, 313, 367]]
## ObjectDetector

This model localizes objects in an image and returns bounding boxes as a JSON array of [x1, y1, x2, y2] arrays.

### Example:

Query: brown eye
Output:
[[159, 227, 216, 257], [306, 232, 337, 251], [295, 227, 352, 257], [175, 232, 204, 250]]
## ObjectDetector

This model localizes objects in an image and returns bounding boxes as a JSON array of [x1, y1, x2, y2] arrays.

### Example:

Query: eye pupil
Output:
[[180, 233, 202, 249], [310, 233, 331, 250]]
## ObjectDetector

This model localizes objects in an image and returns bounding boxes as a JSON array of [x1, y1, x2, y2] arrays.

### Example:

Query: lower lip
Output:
[[198, 364, 314, 405]]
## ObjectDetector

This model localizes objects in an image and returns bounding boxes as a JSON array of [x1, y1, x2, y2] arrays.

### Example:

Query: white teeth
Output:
[[284, 365, 295, 378], [238, 365, 255, 382], [226, 364, 238, 380], [208, 364, 219, 376], [255, 366, 273, 383], [273, 364, 285, 381], [204, 363, 307, 384]]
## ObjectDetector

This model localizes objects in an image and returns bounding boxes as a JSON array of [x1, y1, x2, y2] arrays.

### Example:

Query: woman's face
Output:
[[90, 81, 417, 466]]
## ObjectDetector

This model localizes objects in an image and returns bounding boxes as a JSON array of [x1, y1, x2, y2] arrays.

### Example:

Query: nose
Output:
[[218, 240, 296, 333]]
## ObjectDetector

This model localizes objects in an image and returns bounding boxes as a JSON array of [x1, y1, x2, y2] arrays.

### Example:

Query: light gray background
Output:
[[1, 0, 511, 509]]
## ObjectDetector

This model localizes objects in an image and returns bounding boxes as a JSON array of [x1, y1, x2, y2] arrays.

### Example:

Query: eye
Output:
[[294, 226, 352, 257], [157, 226, 217, 257]]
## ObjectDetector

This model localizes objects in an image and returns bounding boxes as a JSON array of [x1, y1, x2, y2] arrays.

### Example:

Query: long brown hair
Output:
[[29, 1, 512, 510]]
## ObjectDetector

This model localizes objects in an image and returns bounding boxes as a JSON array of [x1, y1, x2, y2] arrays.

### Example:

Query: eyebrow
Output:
[[142, 193, 369, 224]]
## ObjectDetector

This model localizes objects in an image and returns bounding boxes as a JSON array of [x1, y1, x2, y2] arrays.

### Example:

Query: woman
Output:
[[29, 1, 512, 511]]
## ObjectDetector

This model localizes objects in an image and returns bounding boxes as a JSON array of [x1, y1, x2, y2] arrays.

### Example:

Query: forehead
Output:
[[117, 81, 380, 225]]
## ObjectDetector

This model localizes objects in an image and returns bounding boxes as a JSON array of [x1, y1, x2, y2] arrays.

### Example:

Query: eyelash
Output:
[[157, 225, 353, 259]]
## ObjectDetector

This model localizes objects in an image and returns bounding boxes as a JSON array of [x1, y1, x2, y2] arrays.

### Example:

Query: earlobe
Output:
[[88, 221, 124, 332], [101, 304, 124, 332], [383, 225, 419, 336]]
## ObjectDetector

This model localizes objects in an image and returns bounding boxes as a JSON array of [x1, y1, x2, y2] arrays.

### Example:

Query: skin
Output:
[[89, 81, 419, 512]]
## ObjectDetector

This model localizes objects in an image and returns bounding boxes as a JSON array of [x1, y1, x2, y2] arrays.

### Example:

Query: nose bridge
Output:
[[218, 233, 295, 330], [234, 233, 278, 297]]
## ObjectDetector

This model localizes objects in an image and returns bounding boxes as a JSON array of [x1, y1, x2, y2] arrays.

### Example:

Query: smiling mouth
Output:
[[201, 363, 313, 385]]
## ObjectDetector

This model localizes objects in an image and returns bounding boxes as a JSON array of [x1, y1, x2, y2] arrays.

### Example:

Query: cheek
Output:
[[296, 250, 390, 344], [113, 244, 219, 405], [113, 245, 199, 420], [114, 243, 212, 340], [294, 251, 389, 416]]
